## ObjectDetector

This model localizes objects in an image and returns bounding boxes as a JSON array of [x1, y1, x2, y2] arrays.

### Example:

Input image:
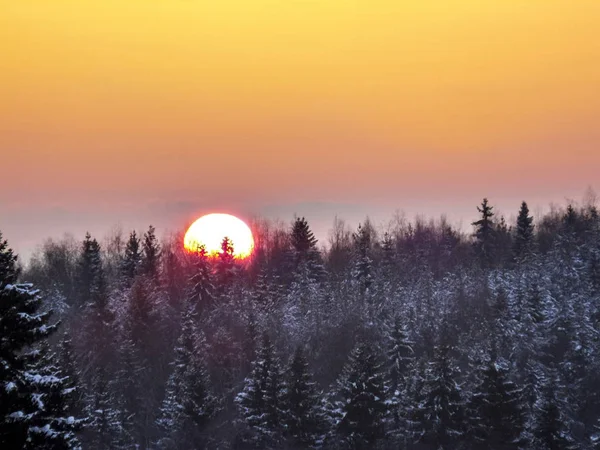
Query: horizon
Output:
[[2, 1, 599, 259]]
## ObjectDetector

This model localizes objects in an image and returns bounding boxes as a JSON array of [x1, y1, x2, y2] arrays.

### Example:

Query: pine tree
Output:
[[468, 356, 524, 449], [156, 306, 218, 449], [0, 230, 19, 286], [281, 346, 325, 448], [76, 233, 104, 308], [289, 217, 325, 282], [1, 238, 84, 450], [141, 225, 160, 279], [235, 333, 283, 449], [514, 201, 535, 260], [409, 343, 466, 449], [114, 333, 144, 449], [290, 217, 318, 257], [326, 340, 388, 450], [85, 367, 122, 450], [59, 332, 84, 419], [26, 342, 86, 449], [215, 237, 236, 291], [532, 371, 577, 450], [351, 224, 373, 298], [384, 316, 415, 396], [188, 245, 214, 312], [472, 198, 496, 268], [121, 230, 141, 284]]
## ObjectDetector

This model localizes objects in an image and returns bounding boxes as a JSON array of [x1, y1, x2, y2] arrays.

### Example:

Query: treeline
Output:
[[2, 197, 600, 449]]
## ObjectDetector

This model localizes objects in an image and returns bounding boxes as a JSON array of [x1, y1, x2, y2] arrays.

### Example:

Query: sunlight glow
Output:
[[184, 213, 254, 259]]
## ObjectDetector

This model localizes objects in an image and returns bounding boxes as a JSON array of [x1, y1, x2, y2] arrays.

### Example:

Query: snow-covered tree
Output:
[[120, 230, 141, 284], [1, 234, 84, 449], [467, 356, 524, 449], [281, 346, 325, 448], [325, 340, 388, 450], [408, 342, 466, 449], [156, 306, 218, 449], [235, 333, 283, 449]]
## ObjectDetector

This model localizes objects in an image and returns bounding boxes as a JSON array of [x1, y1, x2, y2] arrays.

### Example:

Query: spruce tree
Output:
[[215, 237, 236, 291], [156, 306, 218, 449], [281, 346, 325, 448], [532, 372, 577, 450], [85, 367, 122, 450], [76, 233, 103, 308], [1, 237, 84, 449], [472, 198, 496, 268], [0, 230, 19, 286], [235, 333, 283, 449], [59, 332, 84, 419], [141, 225, 160, 279], [351, 224, 373, 298], [409, 343, 466, 449], [121, 230, 141, 283], [468, 356, 524, 449], [188, 245, 214, 312], [26, 342, 86, 450], [326, 340, 388, 450], [289, 217, 325, 282], [514, 201, 535, 260]]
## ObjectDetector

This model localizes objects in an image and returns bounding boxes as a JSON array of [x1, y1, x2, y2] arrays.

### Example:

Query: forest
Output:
[[2, 197, 600, 449]]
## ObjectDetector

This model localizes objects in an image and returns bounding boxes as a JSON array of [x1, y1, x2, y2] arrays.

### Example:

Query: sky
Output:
[[1, 1, 599, 258]]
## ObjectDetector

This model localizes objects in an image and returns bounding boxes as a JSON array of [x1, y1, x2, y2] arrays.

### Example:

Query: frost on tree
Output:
[[1, 233, 84, 449]]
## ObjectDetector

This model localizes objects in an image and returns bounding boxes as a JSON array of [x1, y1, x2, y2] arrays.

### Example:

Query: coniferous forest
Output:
[[3, 197, 600, 449]]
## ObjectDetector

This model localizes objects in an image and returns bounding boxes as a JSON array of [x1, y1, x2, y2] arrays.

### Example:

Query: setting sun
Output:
[[184, 213, 254, 259]]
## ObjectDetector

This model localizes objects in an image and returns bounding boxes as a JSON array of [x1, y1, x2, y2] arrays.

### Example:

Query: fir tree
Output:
[[156, 306, 218, 449], [409, 343, 466, 449], [121, 230, 141, 283], [289, 217, 325, 281], [75, 233, 103, 308], [215, 237, 236, 291], [26, 342, 86, 450], [472, 198, 496, 268], [59, 332, 84, 419], [281, 346, 325, 448], [235, 333, 283, 449], [532, 371, 577, 450], [141, 225, 160, 279], [468, 356, 524, 449], [290, 217, 318, 257], [326, 340, 388, 450], [85, 367, 122, 450], [514, 201, 535, 260], [351, 224, 373, 298], [1, 237, 84, 449], [188, 245, 214, 312], [0, 230, 19, 286]]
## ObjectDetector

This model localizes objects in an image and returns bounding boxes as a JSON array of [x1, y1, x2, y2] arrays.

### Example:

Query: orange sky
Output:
[[1, 1, 599, 255]]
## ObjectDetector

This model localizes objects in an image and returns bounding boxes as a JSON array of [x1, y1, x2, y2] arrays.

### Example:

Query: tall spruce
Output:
[[326, 340, 388, 450], [351, 224, 373, 299], [467, 356, 524, 449], [235, 333, 283, 449], [514, 201, 535, 260], [121, 230, 141, 284], [472, 198, 496, 268], [0, 282, 85, 449], [409, 343, 466, 449], [281, 346, 325, 448], [141, 225, 160, 279], [0, 231, 19, 286], [156, 306, 218, 449]]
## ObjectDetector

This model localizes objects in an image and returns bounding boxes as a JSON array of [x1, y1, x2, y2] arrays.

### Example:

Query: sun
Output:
[[184, 213, 254, 259]]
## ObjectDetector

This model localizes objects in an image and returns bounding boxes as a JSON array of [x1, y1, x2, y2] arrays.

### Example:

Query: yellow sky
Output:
[[1, 1, 599, 252]]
